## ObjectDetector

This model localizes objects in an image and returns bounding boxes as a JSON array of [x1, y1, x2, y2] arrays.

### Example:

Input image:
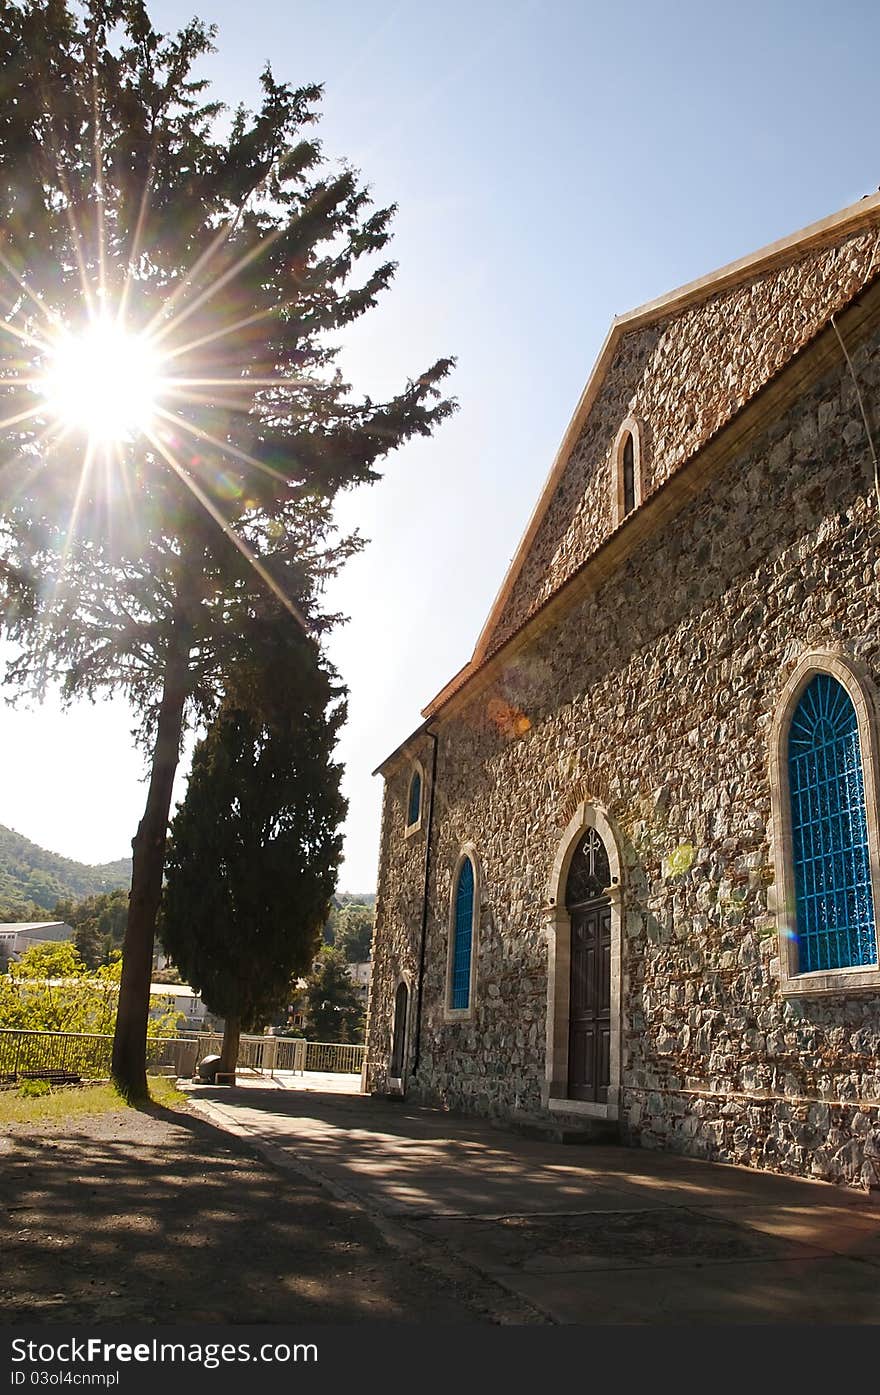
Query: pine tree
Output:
[[0, 0, 454, 1096], [305, 946, 364, 1043], [159, 622, 346, 1075]]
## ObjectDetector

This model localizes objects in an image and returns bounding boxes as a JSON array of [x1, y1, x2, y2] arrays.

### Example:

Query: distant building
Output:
[[0, 922, 73, 968], [347, 961, 371, 1006], [148, 983, 217, 1033]]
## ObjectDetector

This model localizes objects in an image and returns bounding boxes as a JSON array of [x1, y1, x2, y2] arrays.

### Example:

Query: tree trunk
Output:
[[219, 1015, 241, 1080], [111, 616, 192, 1100]]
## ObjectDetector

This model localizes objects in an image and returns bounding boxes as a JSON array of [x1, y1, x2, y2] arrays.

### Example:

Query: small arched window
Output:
[[565, 827, 612, 907], [389, 980, 409, 1078], [450, 857, 475, 1010], [613, 417, 642, 525], [406, 770, 422, 829], [622, 433, 636, 517], [788, 673, 876, 972]]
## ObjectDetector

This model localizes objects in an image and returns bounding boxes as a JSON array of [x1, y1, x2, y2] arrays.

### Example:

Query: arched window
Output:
[[406, 770, 422, 828], [612, 417, 642, 525], [622, 433, 636, 518], [787, 673, 876, 972], [450, 856, 475, 1010], [565, 827, 612, 906], [389, 980, 409, 1078]]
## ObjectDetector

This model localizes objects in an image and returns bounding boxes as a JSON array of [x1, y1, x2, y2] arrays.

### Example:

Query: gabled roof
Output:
[[422, 191, 880, 718]]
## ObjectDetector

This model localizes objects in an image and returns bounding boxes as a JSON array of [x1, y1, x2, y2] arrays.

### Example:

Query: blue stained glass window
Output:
[[451, 858, 474, 1009], [788, 673, 876, 972], [407, 771, 421, 827]]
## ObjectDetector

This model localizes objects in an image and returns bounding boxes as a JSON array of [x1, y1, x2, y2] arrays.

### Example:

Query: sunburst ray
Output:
[[150, 223, 287, 349], [145, 426, 307, 629], [0, 313, 54, 358], [118, 137, 160, 324], [153, 405, 291, 487], [165, 377, 306, 390], [0, 402, 50, 434], [161, 304, 287, 364], [35, 75, 100, 323], [49, 435, 98, 614]]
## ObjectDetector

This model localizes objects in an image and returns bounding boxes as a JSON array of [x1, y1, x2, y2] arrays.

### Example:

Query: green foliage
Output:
[[12, 939, 82, 979], [0, 0, 455, 732], [322, 893, 375, 949], [304, 945, 364, 1043], [0, 0, 454, 1095], [18, 1077, 52, 1098], [334, 903, 374, 963], [0, 1077, 184, 1125], [0, 825, 131, 917], [0, 895, 48, 924], [0, 943, 181, 1037], [160, 626, 347, 1033], [54, 888, 130, 968]]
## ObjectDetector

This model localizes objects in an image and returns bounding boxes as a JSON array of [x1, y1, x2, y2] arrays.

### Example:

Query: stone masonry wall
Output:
[[369, 308, 880, 1189], [490, 221, 880, 654], [364, 747, 433, 1093]]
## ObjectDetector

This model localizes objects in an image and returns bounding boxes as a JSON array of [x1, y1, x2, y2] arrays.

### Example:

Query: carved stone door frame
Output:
[[542, 802, 623, 1120]]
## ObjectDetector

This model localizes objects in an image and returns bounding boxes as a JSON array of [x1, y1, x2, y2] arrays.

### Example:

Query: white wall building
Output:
[[0, 921, 73, 968]]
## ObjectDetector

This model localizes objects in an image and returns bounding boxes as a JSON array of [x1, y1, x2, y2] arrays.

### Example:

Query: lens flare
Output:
[[41, 316, 162, 443]]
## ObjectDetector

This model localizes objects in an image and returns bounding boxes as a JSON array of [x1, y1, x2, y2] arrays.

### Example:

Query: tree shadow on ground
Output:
[[0, 1098, 481, 1325], [174, 1083, 880, 1223]]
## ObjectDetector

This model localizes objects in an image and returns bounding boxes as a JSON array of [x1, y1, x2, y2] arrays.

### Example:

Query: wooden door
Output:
[[568, 901, 611, 1102]]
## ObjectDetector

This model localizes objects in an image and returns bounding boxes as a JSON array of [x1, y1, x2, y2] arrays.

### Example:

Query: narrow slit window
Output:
[[406, 771, 422, 828], [788, 673, 876, 972], [622, 432, 636, 517]]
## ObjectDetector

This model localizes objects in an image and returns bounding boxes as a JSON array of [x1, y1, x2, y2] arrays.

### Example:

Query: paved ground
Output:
[[248, 1068, 364, 1093], [185, 1078, 880, 1325], [0, 1099, 507, 1324]]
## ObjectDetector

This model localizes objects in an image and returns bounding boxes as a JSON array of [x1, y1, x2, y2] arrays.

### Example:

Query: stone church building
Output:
[[364, 193, 880, 1188]]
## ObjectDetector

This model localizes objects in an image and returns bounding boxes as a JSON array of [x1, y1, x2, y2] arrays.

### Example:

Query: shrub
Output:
[[18, 1078, 51, 1098]]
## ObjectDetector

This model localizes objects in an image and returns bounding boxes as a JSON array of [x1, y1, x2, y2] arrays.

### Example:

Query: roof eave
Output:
[[468, 190, 880, 673], [421, 265, 880, 718]]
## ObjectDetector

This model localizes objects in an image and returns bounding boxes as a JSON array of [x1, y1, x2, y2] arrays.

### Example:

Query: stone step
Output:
[[502, 1112, 620, 1146]]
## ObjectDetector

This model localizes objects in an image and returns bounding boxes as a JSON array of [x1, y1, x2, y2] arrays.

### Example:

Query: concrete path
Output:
[[183, 1082, 880, 1325], [239, 1068, 364, 1094]]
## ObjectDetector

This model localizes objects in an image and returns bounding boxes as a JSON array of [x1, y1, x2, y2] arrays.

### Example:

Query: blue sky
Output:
[[2, 0, 880, 888]]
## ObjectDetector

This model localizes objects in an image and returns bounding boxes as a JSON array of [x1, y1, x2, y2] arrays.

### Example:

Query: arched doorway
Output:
[[564, 827, 612, 1103], [543, 802, 622, 1118], [389, 980, 409, 1081]]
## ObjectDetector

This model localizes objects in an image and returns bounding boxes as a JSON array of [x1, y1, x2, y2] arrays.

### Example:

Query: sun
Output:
[[40, 315, 163, 444]]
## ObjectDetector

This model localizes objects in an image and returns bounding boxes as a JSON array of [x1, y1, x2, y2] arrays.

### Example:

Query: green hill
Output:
[[0, 824, 131, 921]]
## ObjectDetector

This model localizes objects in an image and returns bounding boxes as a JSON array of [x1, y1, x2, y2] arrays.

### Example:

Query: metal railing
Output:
[[187, 1033, 278, 1074], [299, 1040, 364, 1075], [0, 1028, 109, 1080], [0, 1029, 200, 1082], [185, 1033, 364, 1076], [0, 1028, 364, 1083], [147, 1035, 201, 1078]]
